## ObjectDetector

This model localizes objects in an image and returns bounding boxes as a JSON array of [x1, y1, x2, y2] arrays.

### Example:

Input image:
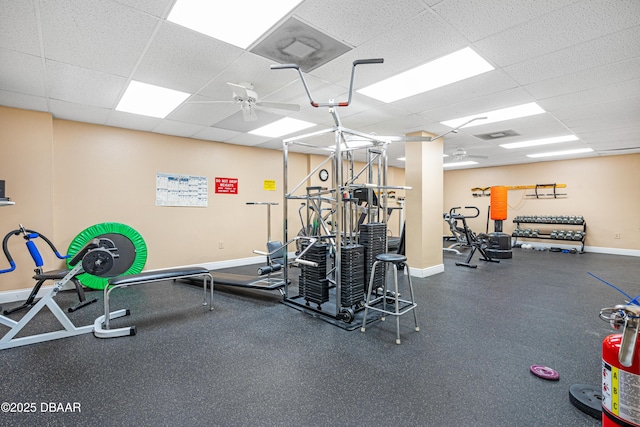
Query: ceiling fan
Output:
[[450, 147, 489, 161], [189, 82, 300, 121]]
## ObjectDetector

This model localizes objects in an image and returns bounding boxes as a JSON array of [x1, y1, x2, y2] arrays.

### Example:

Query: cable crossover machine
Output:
[[271, 58, 425, 329]]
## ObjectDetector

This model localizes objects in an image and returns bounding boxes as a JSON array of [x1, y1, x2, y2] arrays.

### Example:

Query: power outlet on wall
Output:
[[614, 233, 621, 239], [218, 241, 224, 249]]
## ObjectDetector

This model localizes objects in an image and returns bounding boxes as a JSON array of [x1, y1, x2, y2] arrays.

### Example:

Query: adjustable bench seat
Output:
[[93, 266, 213, 339]]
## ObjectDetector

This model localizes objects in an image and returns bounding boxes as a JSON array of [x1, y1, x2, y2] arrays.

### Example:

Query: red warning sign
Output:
[[215, 177, 238, 194]]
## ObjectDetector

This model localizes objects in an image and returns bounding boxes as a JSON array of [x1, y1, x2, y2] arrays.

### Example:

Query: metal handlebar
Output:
[[449, 206, 480, 219], [1, 226, 68, 274], [271, 58, 384, 108]]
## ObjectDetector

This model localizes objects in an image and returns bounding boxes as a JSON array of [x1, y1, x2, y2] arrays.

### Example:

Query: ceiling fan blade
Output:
[[256, 101, 300, 112], [227, 82, 249, 99], [241, 104, 257, 121], [467, 154, 489, 159]]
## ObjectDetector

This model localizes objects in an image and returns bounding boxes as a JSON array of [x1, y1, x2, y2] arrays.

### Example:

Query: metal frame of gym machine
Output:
[[273, 58, 414, 329]]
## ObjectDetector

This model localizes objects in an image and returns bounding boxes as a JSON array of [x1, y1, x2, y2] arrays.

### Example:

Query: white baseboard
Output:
[[409, 263, 445, 278], [584, 246, 640, 257]]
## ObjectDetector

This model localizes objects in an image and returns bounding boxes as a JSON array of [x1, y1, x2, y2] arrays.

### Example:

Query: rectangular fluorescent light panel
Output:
[[500, 135, 578, 149], [168, 0, 302, 49], [116, 80, 190, 118], [441, 102, 545, 129], [443, 161, 478, 168], [249, 117, 315, 138], [357, 47, 494, 103], [527, 148, 593, 158]]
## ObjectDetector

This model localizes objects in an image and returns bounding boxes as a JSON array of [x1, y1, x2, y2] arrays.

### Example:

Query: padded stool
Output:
[[360, 253, 419, 344]]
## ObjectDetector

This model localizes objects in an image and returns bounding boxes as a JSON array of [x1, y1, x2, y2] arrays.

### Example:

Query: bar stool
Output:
[[360, 253, 419, 344]]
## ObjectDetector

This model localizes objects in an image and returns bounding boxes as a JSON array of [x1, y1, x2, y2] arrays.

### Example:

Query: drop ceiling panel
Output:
[[552, 96, 640, 133], [133, 22, 245, 93], [539, 78, 640, 112], [432, 0, 580, 42], [0, 90, 48, 112], [474, 0, 640, 67], [192, 127, 241, 143], [524, 56, 640, 100], [112, 0, 175, 18], [420, 87, 538, 122], [49, 99, 110, 125], [223, 132, 274, 147], [0, 49, 46, 97], [264, 73, 348, 110], [390, 70, 519, 114], [581, 127, 640, 148], [310, 9, 469, 89], [0, 1, 40, 55], [167, 96, 239, 127], [40, 0, 159, 76], [45, 60, 126, 108], [152, 120, 206, 138], [504, 25, 640, 86], [294, 0, 427, 46], [195, 52, 299, 100], [106, 111, 162, 132], [212, 109, 284, 133]]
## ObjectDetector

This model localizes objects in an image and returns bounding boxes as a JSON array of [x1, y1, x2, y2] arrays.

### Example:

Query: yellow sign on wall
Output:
[[263, 180, 276, 191]]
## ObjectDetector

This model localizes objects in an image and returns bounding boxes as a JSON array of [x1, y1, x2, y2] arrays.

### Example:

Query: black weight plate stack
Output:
[[359, 223, 387, 291], [340, 244, 365, 307], [299, 242, 329, 306]]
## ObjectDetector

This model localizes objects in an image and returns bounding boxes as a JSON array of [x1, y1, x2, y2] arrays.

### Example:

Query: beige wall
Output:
[[0, 107, 405, 292], [443, 155, 640, 251]]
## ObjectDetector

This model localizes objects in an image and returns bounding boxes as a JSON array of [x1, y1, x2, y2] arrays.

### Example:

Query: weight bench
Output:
[[93, 267, 213, 339]]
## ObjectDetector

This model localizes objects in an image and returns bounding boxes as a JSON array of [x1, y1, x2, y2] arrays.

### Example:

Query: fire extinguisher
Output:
[[600, 304, 640, 426]]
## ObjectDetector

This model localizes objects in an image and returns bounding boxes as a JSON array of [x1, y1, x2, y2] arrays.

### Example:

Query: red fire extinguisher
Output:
[[601, 304, 640, 426]]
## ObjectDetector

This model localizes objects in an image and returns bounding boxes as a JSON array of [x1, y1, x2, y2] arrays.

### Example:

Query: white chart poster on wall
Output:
[[156, 173, 208, 207]]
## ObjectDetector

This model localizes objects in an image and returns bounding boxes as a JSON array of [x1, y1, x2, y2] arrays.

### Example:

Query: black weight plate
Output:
[[569, 384, 602, 419], [98, 233, 136, 276]]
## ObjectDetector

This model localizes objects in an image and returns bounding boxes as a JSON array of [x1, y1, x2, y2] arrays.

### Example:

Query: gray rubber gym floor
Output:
[[0, 247, 635, 426]]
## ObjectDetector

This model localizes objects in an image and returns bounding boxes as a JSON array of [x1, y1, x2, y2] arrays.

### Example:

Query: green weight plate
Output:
[[67, 222, 147, 289]]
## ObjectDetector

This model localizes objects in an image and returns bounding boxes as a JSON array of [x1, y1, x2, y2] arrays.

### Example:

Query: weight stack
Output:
[[299, 242, 329, 307], [340, 244, 365, 307], [359, 223, 387, 291]]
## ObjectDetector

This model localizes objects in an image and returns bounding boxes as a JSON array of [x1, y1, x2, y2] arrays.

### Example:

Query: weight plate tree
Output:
[[66, 222, 147, 289]]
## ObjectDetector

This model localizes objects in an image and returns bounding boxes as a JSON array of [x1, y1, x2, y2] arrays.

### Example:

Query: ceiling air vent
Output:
[[250, 17, 352, 72], [474, 129, 520, 140]]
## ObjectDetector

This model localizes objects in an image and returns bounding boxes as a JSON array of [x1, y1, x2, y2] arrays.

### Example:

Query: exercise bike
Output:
[[1, 225, 98, 314], [448, 207, 499, 268]]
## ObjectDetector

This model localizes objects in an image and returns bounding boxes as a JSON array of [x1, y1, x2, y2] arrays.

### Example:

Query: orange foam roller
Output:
[[490, 186, 508, 220]]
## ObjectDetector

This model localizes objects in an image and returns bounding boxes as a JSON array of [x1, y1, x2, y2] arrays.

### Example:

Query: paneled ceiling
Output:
[[1, 0, 639, 169]]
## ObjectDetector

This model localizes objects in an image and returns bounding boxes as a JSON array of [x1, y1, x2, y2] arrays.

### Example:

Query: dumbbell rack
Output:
[[512, 215, 587, 252]]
